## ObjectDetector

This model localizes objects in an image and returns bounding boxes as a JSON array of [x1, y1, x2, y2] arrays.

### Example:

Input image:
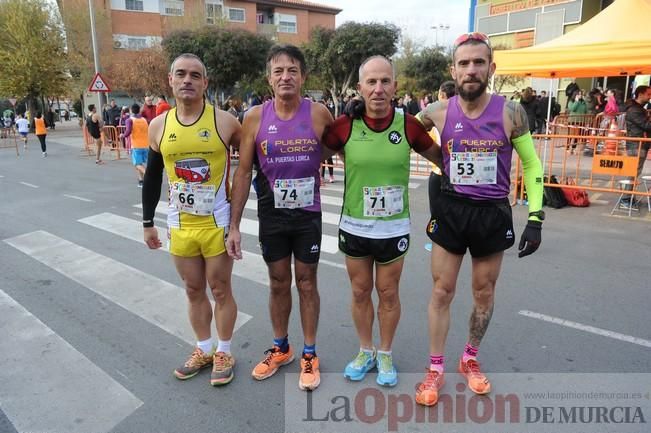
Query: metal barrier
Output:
[[0, 127, 19, 156], [101, 125, 125, 160], [512, 133, 651, 206]]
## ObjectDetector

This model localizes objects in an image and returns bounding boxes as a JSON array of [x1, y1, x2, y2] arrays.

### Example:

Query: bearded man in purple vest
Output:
[[227, 44, 334, 391], [414, 32, 545, 407]]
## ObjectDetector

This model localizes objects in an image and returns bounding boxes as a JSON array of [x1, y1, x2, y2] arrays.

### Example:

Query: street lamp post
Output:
[[88, 0, 104, 110], [431, 24, 450, 48]]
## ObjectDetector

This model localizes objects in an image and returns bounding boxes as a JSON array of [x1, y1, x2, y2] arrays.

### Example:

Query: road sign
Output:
[[8, 98, 17, 106], [88, 73, 111, 93]]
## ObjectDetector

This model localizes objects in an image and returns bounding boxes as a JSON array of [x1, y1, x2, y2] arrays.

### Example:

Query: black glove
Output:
[[518, 220, 542, 258]]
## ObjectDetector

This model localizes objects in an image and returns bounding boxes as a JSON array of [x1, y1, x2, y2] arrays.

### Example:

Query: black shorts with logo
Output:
[[258, 213, 322, 264], [338, 229, 410, 264], [426, 193, 514, 258]]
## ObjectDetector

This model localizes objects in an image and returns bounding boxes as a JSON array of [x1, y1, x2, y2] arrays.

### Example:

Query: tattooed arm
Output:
[[505, 100, 530, 139]]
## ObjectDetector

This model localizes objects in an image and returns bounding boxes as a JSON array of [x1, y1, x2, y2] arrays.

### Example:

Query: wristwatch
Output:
[[528, 210, 545, 221]]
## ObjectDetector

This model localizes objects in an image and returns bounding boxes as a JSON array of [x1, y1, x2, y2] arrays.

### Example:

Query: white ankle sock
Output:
[[197, 338, 214, 354], [217, 339, 231, 354]]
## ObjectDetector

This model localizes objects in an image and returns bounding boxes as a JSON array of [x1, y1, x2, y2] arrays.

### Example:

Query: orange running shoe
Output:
[[415, 368, 445, 406], [252, 345, 295, 380], [299, 353, 320, 391], [458, 358, 491, 394], [174, 347, 213, 380]]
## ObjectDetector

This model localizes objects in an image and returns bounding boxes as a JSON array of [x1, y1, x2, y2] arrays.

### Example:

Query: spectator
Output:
[[564, 78, 580, 110], [405, 92, 420, 115], [620, 85, 651, 208], [155, 95, 171, 116], [567, 89, 587, 154], [604, 88, 619, 116], [141, 96, 156, 124], [107, 99, 122, 127], [519, 87, 538, 134]]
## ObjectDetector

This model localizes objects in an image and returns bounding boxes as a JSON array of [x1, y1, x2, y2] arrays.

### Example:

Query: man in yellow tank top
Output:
[[141, 53, 242, 386], [120, 103, 149, 187]]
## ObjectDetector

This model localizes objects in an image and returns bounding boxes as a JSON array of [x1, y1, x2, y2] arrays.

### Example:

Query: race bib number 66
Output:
[[169, 182, 216, 215]]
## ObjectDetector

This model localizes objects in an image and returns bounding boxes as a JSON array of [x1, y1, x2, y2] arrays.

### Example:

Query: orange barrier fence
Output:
[[0, 127, 19, 156], [102, 126, 126, 160], [512, 133, 651, 204]]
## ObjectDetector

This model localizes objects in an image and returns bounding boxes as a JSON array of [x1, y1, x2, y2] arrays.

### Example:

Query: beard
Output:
[[457, 78, 488, 102]]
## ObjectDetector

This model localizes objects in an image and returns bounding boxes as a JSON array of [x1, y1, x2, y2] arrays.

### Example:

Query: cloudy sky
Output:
[[315, 0, 472, 49]]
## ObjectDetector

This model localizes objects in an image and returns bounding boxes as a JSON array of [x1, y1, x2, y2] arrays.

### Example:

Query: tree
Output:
[[0, 0, 71, 116], [56, 0, 112, 109], [162, 27, 272, 98], [403, 47, 452, 94], [303, 22, 400, 116], [108, 48, 170, 98]]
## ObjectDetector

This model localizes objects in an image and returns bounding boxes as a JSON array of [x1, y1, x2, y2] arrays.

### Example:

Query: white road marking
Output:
[[519, 310, 651, 348], [19, 181, 38, 188], [5, 230, 253, 344], [63, 194, 94, 202], [0, 288, 142, 433]]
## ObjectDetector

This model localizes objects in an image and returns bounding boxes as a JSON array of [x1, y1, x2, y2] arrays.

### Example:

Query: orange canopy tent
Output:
[[493, 0, 651, 78]]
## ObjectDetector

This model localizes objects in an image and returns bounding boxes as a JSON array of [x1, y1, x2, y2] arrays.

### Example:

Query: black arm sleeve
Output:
[[142, 147, 164, 227]]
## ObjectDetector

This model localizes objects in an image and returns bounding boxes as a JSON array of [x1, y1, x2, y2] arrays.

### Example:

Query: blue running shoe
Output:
[[376, 352, 398, 387], [344, 350, 376, 381]]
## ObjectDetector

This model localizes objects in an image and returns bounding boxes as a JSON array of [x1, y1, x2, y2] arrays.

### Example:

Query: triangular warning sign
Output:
[[88, 73, 111, 93]]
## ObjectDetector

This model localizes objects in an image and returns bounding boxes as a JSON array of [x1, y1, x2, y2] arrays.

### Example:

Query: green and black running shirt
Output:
[[323, 110, 433, 239]]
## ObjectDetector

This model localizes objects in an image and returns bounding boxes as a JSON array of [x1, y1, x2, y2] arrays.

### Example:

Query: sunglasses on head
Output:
[[453, 32, 491, 50]]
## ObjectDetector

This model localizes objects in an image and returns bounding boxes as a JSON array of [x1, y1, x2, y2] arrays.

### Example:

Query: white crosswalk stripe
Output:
[[5, 230, 252, 344], [0, 287, 143, 433]]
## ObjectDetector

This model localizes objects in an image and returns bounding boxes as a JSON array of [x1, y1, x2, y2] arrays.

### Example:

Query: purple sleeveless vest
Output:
[[254, 98, 322, 214], [440, 94, 513, 200]]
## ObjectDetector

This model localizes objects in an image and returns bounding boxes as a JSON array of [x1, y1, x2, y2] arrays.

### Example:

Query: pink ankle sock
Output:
[[429, 354, 444, 373], [462, 343, 478, 362]]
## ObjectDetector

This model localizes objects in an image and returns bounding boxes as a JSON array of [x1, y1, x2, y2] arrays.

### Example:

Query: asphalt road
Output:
[[0, 121, 649, 433]]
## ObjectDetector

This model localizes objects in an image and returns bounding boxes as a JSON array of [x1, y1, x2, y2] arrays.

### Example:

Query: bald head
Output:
[[358, 55, 395, 82]]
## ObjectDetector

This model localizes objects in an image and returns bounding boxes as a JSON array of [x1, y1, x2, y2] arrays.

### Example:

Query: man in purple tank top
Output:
[[414, 32, 545, 407], [227, 44, 333, 391]]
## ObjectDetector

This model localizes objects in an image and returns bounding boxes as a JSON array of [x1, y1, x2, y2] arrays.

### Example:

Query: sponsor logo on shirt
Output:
[[197, 128, 210, 142], [268, 124, 277, 134], [388, 130, 402, 144], [168, 133, 177, 142], [455, 122, 464, 132]]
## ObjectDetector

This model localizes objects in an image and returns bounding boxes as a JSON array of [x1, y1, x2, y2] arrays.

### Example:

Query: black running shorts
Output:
[[258, 213, 322, 264], [338, 229, 410, 264], [426, 193, 515, 258]]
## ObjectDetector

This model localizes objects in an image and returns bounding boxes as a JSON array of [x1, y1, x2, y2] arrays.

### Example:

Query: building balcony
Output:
[[257, 23, 278, 38]]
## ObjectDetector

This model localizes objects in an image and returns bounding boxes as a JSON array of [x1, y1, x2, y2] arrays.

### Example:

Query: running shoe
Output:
[[252, 345, 295, 380], [376, 352, 398, 387], [210, 352, 235, 386], [415, 368, 445, 406], [174, 347, 213, 380], [299, 353, 320, 391], [458, 358, 491, 394], [344, 350, 376, 381]]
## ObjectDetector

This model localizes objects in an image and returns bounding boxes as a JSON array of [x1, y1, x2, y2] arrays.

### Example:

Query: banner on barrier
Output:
[[591, 155, 638, 177]]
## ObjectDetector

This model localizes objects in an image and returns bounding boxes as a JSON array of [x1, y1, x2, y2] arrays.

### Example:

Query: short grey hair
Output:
[[169, 53, 207, 78], [358, 55, 396, 82]]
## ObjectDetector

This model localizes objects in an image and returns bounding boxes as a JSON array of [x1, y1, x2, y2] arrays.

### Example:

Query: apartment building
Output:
[[60, 0, 340, 56]]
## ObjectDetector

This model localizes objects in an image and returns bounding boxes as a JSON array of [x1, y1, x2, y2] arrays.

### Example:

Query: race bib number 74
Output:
[[273, 177, 315, 209]]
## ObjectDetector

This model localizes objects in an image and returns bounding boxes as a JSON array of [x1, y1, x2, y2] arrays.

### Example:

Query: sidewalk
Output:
[[45, 118, 86, 148]]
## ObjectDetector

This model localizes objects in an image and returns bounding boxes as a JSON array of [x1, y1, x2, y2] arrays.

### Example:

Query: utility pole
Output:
[[88, 0, 105, 111]]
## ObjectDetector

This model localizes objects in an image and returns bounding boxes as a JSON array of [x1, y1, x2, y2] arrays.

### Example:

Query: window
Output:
[[206, 0, 223, 25], [227, 7, 245, 22], [127, 37, 147, 50], [125, 0, 143, 11], [275, 13, 297, 34]]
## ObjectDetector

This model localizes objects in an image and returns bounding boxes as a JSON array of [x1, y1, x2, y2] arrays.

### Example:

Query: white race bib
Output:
[[273, 177, 315, 209], [363, 185, 403, 217], [450, 152, 498, 185], [169, 182, 216, 215]]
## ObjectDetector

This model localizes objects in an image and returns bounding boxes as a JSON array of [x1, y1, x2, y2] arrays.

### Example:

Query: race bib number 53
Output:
[[170, 182, 216, 215], [363, 185, 403, 217], [273, 177, 315, 209], [450, 152, 497, 185]]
